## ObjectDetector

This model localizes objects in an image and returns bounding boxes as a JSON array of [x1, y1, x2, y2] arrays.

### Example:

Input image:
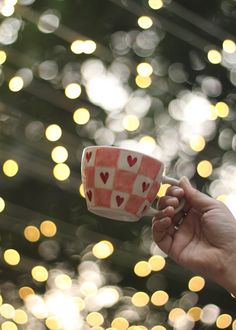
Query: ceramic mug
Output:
[[81, 146, 184, 222]]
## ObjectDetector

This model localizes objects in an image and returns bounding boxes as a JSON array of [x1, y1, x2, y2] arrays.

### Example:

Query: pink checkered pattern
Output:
[[81, 147, 164, 221]]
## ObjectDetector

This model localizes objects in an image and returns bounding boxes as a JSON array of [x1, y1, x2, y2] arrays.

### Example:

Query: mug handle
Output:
[[144, 175, 185, 217]]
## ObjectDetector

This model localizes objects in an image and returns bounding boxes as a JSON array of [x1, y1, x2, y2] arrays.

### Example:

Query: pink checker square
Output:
[[125, 195, 146, 215], [95, 147, 120, 167], [113, 170, 137, 194], [139, 156, 163, 180], [94, 188, 112, 208], [147, 181, 160, 203], [84, 167, 95, 188]]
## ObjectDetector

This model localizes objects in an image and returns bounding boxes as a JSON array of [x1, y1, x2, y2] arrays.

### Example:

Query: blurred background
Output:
[[0, 0, 236, 329]]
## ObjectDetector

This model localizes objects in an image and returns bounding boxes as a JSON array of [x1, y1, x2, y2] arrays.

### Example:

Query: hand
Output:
[[152, 177, 236, 294]]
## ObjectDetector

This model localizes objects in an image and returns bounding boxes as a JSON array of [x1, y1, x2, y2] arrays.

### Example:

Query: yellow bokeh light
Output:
[[138, 16, 153, 29], [222, 39, 236, 54], [71, 40, 96, 54], [24, 225, 40, 242], [148, 0, 163, 9], [188, 276, 205, 292], [0, 304, 15, 319], [45, 124, 62, 142], [80, 281, 97, 296], [187, 307, 202, 321], [1, 321, 17, 330], [137, 63, 153, 77], [215, 101, 229, 118], [86, 312, 104, 327], [31, 265, 48, 282], [168, 308, 186, 323], [13, 309, 28, 324], [207, 49, 222, 64], [208, 104, 218, 120], [1, 5, 15, 17], [79, 183, 85, 198], [9, 76, 24, 92], [151, 290, 169, 306], [135, 75, 152, 88], [73, 297, 85, 311], [92, 240, 114, 259], [134, 261, 151, 277], [139, 135, 156, 150], [232, 320, 236, 330], [45, 316, 61, 330], [151, 326, 166, 330], [111, 317, 129, 330], [73, 107, 90, 125], [216, 314, 232, 329], [3, 159, 19, 177], [53, 163, 70, 181], [65, 83, 81, 99], [18, 286, 35, 300], [83, 40, 97, 54], [197, 160, 213, 178], [189, 135, 206, 152], [40, 220, 57, 237], [148, 255, 166, 271], [4, 249, 20, 266], [90, 327, 104, 330], [0, 50, 7, 64], [131, 291, 150, 307], [51, 146, 68, 163], [0, 197, 6, 213], [157, 183, 170, 197], [55, 274, 72, 290], [123, 115, 140, 131], [71, 40, 84, 54]]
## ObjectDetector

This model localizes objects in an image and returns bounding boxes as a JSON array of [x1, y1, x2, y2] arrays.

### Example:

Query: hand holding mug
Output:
[[81, 146, 184, 222]]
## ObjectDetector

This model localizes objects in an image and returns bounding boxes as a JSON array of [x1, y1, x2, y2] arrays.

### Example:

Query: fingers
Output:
[[152, 217, 175, 255]]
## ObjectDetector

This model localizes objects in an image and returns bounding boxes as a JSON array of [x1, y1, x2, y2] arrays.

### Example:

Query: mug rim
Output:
[[82, 145, 164, 165]]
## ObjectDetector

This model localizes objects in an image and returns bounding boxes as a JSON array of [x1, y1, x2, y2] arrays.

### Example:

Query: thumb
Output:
[[179, 176, 216, 211]]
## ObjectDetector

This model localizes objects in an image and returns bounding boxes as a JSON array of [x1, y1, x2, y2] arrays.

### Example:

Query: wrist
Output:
[[216, 253, 236, 295]]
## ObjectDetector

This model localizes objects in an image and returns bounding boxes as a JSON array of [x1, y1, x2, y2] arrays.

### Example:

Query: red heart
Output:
[[86, 151, 92, 162], [142, 182, 150, 192], [127, 155, 137, 167], [116, 195, 124, 207], [87, 190, 92, 201], [100, 172, 109, 184]]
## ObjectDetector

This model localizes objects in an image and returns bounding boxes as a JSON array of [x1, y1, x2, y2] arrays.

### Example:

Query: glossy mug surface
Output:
[[81, 146, 182, 222]]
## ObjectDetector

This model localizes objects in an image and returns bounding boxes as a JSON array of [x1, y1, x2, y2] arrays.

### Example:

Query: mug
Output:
[[81, 146, 184, 222]]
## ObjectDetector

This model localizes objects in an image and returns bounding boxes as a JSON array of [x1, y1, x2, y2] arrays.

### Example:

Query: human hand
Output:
[[152, 177, 236, 294]]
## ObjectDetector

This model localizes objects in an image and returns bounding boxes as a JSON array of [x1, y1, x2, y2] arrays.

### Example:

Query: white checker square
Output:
[[83, 148, 96, 167], [111, 191, 129, 209], [132, 175, 153, 197], [94, 167, 115, 189], [117, 150, 142, 173]]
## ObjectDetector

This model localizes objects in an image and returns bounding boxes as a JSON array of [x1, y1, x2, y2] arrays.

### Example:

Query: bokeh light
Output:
[[188, 276, 205, 292], [31, 265, 48, 282], [134, 261, 151, 277], [0, 50, 7, 64], [92, 240, 114, 259], [45, 124, 62, 141], [131, 292, 150, 307], [51, 146, 68, 163], [53, 163, 70, 181], [2, 159, 19, 177], [148, 255, 166, 271], [8, 76, 24, 92], [24, 225, 40, 242], [148, 0, 163, 10], [197, 160, 213, 177], [216, 314, 232, 329], [40, 220, 57, 237], [73, 107, 90, 125], [207, 49, 222, 64], [138, 16, 153, 29], [151, 290, 169, 306], [3, 249, 20, 266], [65, 83, 82, 99]]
